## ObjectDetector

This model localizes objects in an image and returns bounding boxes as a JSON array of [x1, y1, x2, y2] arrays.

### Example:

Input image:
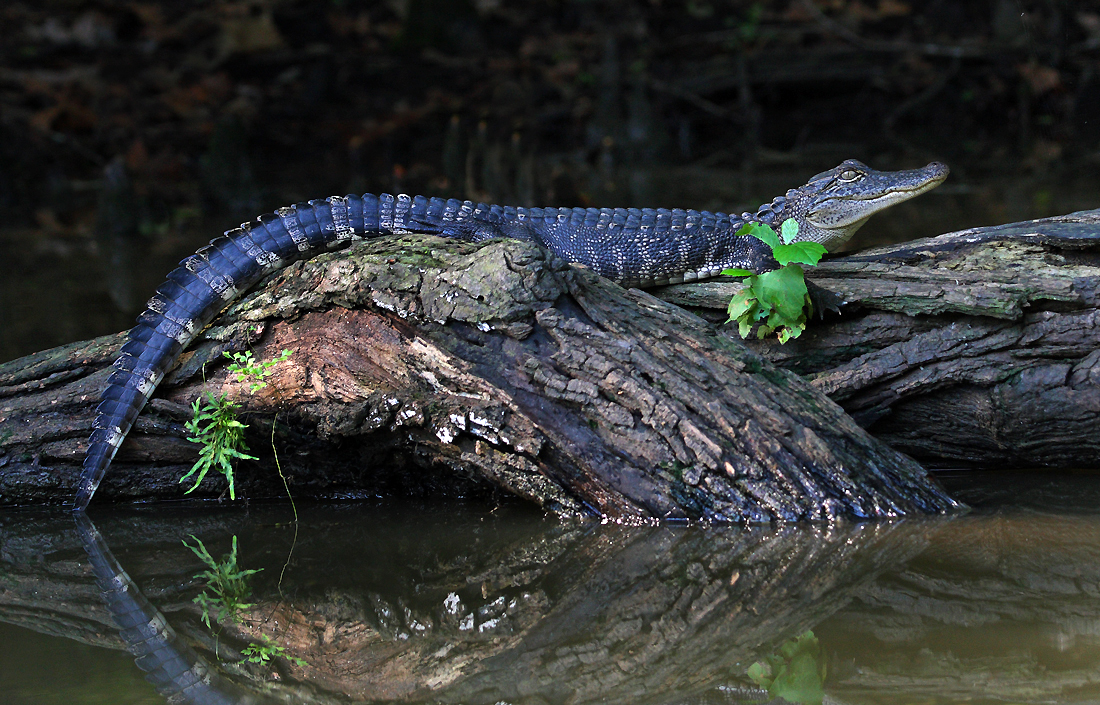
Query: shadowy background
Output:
[[3, 0, 1100, 362]]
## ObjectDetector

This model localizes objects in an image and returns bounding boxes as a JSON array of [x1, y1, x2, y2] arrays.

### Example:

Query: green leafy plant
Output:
[[184, 535, 263, 628], [746, 630, 826, 705], [225, 348, 292, 393], [241, 634, 308, 667], [182, 392, 257, 499], [183, 349, 294, 499], [722, 220, 827, 344]]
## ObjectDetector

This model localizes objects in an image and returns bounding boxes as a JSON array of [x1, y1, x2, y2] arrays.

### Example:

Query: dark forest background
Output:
[[3, 0, 1100, 360]]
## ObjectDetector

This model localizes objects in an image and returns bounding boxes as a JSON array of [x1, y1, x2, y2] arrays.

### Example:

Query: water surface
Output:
[[1, 471, 1099, 704]]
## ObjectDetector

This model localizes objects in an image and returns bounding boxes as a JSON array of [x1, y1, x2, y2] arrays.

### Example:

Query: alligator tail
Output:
[[74, 193, 479, 511]]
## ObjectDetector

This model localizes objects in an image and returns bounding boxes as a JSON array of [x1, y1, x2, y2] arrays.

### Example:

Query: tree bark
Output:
[[0, 234, 956, 520], [653, 209, 1100, 469]]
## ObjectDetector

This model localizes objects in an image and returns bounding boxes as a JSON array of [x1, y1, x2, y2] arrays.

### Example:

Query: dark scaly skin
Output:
[[73, 159, 948, 511]]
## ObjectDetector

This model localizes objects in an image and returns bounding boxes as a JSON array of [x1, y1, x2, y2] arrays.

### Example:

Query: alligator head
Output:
[[756, 160, 949, 250]]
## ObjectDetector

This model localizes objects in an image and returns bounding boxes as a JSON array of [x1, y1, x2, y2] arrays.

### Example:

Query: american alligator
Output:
[[72, 159, 948, 511]]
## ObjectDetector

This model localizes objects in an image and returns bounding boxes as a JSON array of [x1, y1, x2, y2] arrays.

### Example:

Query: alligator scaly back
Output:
[[74, 160, 948, 511]]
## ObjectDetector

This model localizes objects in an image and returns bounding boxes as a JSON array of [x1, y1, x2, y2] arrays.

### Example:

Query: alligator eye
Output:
[[839, 169, 861, 181]]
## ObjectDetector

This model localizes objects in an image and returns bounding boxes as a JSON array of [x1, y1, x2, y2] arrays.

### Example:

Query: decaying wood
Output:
[[654, 209, 1100, 469], [0, 234, 956, 520]]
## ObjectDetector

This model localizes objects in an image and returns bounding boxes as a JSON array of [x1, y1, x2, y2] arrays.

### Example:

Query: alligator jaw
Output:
[[793, 160, 949, 249]]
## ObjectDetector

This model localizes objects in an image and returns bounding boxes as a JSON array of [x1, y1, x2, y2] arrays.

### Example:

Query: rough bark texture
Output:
[[654, 209, 1100, 469], [0, 234, 956, 520]]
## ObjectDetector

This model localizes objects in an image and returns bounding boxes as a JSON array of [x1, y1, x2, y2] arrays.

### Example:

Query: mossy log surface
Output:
[[655, 209, 1100, 469], [0, 234, 955, 520]]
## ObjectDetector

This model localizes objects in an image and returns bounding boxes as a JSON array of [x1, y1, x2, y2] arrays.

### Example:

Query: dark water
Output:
[[1, 471, 1099, 704]]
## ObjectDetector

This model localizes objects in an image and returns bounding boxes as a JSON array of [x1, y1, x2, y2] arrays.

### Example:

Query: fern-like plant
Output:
[[182, 392, 257, 499], [241, 634, 308, 667], [225, 349, 292, 394]]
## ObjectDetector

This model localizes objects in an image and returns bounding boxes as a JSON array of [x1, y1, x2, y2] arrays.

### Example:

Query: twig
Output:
[[649, 77, 740, 121], [271, 414, 298, 598], [883, 56, 963, 142]]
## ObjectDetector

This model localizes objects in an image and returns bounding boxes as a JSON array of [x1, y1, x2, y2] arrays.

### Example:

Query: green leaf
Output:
[[755, 265, 809, 321], [771, 241, 827, 267], [721, 268, 754, 277], [725, 220, 820, 342], [780, 219, 800, 244], [726, 286, 758, 322], [770, 651, 825, 704], [746, 631, 825, 705], [735, 221, 780, 249], [747, 660, 773, 688]]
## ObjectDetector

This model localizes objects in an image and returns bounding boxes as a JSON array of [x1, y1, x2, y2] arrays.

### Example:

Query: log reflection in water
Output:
[[0, 505, 932, 704], [74, 512, 266, 705], [430, 521, 927, 705], [819, 509, 1100, 704]]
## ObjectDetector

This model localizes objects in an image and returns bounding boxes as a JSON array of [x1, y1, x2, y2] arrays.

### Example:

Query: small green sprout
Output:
[[183, 535, 262, 629], [225, 349, 293, 394], [182, 393, 257, 499], [241, 634, 308, 667], [722, 220, 827, 344]]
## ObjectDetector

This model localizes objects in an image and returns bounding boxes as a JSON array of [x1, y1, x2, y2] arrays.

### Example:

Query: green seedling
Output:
[[183, 349, 293, 499], [747, 630, 826, 704], [182, 392, 257, 500], [225, 349, 293, 394], [241, 634, 308, 667], [722, 220, 827, 343]]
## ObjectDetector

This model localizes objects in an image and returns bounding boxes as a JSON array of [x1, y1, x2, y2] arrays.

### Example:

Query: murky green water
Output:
[[1, 471, 1099, 704]]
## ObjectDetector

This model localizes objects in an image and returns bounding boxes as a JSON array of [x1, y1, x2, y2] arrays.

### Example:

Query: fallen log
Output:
[[0, 234, 956, 520], [654, 209, 1100, 469]]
